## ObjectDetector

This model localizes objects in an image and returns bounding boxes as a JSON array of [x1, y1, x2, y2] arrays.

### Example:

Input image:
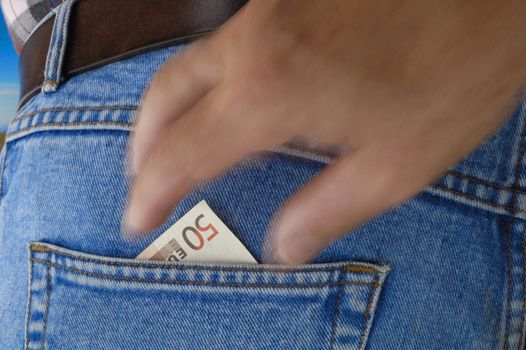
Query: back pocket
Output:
[[26, 242, 389, 350]]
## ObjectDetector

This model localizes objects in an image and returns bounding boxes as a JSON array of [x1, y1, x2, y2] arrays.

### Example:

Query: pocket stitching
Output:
[[12, 106, 136, 122], [31, 257, 382, 288], [8, 121, 133, 140], [329, 267, 345, 350], [24, 259, 34, 350], [41, 265, 52, 350], [358, 274, 380, 350], [30, 244, 382, 274]]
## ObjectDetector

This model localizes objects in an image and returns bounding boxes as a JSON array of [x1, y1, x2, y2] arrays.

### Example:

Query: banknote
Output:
[[136, 200, 257, 264]]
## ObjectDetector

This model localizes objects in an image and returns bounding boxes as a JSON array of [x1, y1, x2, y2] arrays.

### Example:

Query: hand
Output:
[[125, 0, 526, 264]]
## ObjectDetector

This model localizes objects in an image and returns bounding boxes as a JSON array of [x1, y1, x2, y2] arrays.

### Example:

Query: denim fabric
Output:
[[0, 4, 526, 349], [25, 243, 387, 350]]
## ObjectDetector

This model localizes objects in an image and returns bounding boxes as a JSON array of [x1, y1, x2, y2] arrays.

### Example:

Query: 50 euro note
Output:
[[136, 200, 257, 264]]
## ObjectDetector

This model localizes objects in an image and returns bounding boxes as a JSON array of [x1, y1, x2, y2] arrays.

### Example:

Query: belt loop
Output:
[[42, 0, 76, 93]]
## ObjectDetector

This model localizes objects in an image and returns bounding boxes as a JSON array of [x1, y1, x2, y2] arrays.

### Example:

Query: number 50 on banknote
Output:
[[136, 201, 257, 264]]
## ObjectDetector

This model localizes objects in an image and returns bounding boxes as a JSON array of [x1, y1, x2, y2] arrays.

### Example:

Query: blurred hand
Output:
[[125, 0, 526, 264]]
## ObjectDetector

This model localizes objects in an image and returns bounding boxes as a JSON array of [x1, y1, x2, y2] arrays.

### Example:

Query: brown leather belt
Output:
[[19, 0, 247, 109]]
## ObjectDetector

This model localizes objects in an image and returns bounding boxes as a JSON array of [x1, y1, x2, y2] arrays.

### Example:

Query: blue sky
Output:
[[0, 10, 19, 127]]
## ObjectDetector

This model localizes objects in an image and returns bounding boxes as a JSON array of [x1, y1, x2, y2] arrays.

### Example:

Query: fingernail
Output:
[[120, 214, 140, 242], [274, 230, 324, 265], [122, 194, 146, 239]]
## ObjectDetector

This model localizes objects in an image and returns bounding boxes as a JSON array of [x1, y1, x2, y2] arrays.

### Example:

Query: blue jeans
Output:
[[0, 4, 525, 350]]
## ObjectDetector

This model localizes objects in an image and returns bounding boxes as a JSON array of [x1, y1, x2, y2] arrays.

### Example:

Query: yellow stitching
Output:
[[43, 80, 58, 86], [31, 258, 382, 288], [29, 244, 380, 274], [344, 265, 378, 274], [31, 245, 54, 252]]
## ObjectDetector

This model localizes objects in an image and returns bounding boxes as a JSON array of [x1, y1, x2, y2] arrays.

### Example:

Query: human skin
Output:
[[125, 0, 526, 264]]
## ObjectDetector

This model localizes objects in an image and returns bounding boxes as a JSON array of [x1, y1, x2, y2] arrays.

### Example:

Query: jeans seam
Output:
[[503, 116, 526, 349], [504, 220, 513, 350], [358, 275, 379, 350], [10, 107, 526, 200], [0, 145, 8, 202], [282, 143, 526, 196], [445, 170, 526, 195], [9, 108, 526, 200], [12, 106, 136, 122], [31, 258, 382, 288], [24, 259, 34, 350], [41, 265, 52, 350], [519, 239, 526, 350], [30, 244, 381, 274], [431, 184, 524, 214], [7, 121, 134, 140], [329, 267, 345, 350]]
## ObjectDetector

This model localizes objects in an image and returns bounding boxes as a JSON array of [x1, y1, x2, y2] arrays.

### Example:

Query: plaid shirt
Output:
[[1, 0, 63, 52]]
